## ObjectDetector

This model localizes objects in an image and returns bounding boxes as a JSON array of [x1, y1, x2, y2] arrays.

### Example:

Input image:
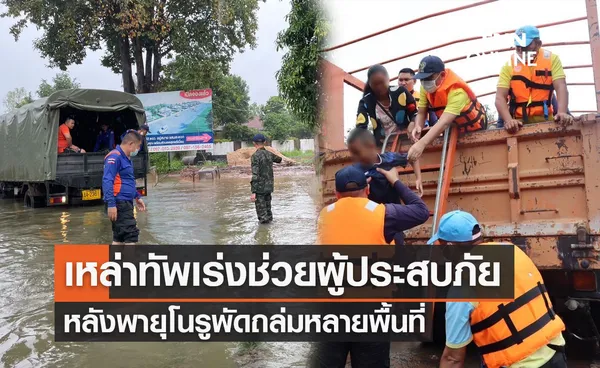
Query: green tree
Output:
[[2, 88, 33, 113], [37, 72, 81, 98], [222, 123, 257, 141], [159, 56, 251, 127], [2, 0, 263, 94], [275, 0, 328, 131], [261, 95, 312, 141]]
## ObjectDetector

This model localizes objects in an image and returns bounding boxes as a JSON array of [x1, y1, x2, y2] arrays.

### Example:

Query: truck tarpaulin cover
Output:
[[0, 89, 146, 182]]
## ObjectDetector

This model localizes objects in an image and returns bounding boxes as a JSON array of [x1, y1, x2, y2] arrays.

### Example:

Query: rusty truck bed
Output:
[[320, 116, 600, 270]]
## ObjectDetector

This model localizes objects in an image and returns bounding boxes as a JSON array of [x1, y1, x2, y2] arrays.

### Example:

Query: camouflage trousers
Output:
[[254, 193, 273, 223]]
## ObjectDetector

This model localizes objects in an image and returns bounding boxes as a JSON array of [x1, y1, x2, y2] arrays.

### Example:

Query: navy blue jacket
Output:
[[102, 145, 140, 207], [353, 152, 409, 205], [94, 130, 115, 152]]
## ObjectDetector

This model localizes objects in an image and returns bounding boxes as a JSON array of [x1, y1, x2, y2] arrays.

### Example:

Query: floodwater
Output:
[[0, 174, 597, 367]]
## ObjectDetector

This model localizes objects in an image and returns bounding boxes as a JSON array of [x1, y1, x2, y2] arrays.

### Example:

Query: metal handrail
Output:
[[431, 126, 451, 233]]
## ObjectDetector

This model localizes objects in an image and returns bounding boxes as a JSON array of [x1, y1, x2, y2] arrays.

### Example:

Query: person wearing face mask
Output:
[[496, 25, 573, 134], [102, 130, 147, 245], [356, 64, 417, 147], [398, 67, 438, 127], [431, 210, 567, 368], [407, 55, 487, 162]]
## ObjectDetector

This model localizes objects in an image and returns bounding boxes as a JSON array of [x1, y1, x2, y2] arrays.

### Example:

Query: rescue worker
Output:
[[356, 64, 417, 147], [430, 210, 567, 368], [102, 130, 147, 245], [398, 67, 438, 127], [120, 124, 150, 153], [57, 115, 86, 154], [407, 55, 488, 162], [93, 122, 115, 152], [250, 134, 282, 224], [496, 25, 573, 134], [311, 164, 429, 367]]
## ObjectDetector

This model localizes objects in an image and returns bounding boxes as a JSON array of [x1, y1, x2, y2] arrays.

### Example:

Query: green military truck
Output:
[[0, 89, 149, 208]]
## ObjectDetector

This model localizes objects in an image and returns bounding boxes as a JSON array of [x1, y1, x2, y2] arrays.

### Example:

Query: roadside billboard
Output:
[[136, 89, 214, 152]]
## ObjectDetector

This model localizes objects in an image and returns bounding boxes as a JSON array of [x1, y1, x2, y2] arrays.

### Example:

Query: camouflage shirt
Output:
[[251, 147, 282, 194]]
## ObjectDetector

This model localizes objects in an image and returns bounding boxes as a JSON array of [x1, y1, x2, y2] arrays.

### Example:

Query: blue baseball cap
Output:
[[514, 25, 540, 47], [413, 55, 445, 80], [427, 210, 482, 245], [335, 166, 368, 193], [252, 133, 267, 142], [140, 123, 151, 133]]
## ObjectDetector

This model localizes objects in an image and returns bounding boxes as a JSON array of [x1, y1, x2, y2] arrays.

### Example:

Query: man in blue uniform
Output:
[[94, 123, 115, 152], [120, 124, 150, 153], [103, 130, 147, 245]]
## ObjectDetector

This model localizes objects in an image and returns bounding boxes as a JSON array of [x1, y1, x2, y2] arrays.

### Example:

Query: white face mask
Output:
[[422, 74, 441, 93]]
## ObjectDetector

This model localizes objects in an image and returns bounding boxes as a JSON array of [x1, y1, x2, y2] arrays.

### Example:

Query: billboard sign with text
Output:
[[136, 89, 214, 152]]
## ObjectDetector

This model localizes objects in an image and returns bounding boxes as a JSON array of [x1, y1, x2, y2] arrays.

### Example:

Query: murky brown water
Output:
[[0, 174, 597, 367]]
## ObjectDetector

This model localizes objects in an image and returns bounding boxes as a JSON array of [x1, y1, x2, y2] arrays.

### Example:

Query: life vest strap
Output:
[[510, 75, 553, 91], [471, 282, 548, 334], [473, 282, 557, 356], [535, 70, 552, 77], [477, 310, 556, 355]]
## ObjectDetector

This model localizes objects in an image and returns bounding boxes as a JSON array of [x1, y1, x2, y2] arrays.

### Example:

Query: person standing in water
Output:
[[250, 134, 282, 224]]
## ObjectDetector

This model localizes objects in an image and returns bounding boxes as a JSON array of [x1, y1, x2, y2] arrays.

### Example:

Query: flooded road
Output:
[[0, 174, 597, 367]]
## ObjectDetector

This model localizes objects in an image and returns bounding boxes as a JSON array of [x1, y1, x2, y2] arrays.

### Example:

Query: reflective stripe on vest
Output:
[[104, 149, 121, 160], [508, 48, 554, 123], [470, 242, 565, 368], [426, 69, 487, 134], [316, 197, 389, 245]]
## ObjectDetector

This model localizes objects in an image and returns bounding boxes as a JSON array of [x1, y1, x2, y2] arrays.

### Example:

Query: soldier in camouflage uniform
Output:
[[250, 134, 282, 223]]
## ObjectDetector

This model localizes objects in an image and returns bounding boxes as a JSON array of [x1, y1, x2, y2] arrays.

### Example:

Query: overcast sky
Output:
[[321, 0, 599, 134], [0, 0, 290, 114]]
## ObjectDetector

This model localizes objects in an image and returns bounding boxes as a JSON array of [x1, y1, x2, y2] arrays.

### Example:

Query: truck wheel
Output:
[[24, 189, 45, 208]]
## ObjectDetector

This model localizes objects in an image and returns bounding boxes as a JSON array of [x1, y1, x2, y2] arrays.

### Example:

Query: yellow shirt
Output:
[[418, 86, 471, 116], [497, 52, 565, 123], [468, 302, 566, 368]]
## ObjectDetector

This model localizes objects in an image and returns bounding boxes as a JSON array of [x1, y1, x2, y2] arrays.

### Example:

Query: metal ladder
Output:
[[382, 125, 459, 237]]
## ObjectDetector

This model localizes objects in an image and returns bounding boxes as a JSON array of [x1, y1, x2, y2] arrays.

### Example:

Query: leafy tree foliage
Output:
[[37, 72, 81, 98], [159, 56, 250, 127], [222, 123, 257, 141], [2, 88, 33, 112], [2, 0, 263, 94], [261, 96, 313, 141], [275, 0, 328, 132]]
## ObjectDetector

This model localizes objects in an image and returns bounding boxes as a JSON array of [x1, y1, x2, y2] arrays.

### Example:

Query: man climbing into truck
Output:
[[346, 127, 424, 244], [406, 55, 488, 162], [431, 210, 568, 368], [495, 25, 574, 134]]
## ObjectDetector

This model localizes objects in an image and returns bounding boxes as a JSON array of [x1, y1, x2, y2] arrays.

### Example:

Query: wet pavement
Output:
[[0, 174, 597, 367]]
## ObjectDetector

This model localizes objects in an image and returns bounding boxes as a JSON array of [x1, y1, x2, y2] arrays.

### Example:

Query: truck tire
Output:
[[24, 189, 45, 208]]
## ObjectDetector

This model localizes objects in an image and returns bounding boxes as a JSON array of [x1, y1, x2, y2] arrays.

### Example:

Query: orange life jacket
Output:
[[426, 69, 487, 134], [316, 197, 391, 245], [470, 242, 565, 368], [508, 48, 554, 123]]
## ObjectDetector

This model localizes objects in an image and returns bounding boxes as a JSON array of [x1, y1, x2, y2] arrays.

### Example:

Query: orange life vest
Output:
[[470, 242, 565, 368], [316, 197, 390, 245], [508, 48, 554, 123], [426, 69, 487, 134]]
